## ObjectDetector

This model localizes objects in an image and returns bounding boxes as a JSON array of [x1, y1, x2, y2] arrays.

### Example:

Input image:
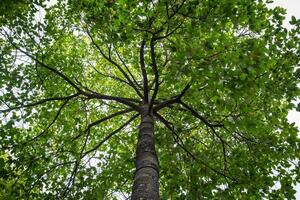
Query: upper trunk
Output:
[[131, 105, 159, 199]]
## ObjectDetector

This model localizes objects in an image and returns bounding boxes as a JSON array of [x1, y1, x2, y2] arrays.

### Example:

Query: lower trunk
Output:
[[131, 105, 159, 199]]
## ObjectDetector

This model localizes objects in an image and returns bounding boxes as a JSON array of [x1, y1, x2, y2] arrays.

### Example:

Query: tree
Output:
[[1, 0, 300, 199]]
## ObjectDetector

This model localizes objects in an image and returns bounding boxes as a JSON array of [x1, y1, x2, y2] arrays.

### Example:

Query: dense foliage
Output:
[[1, 0, 300, 199]]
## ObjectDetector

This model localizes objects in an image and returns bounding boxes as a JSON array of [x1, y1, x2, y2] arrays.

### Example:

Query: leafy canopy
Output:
[[0, 0, 300, 199]]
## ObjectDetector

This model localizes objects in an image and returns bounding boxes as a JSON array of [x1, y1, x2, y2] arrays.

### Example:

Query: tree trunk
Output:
[[131, 105, 159, 199]]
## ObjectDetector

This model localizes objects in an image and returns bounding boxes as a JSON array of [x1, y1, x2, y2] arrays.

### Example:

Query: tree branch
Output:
[[61, 160, 79, 198], [132, 27, 154, 34], [155, 112, 237, 182], [88, 62, 130, 85], [154, 20, 184, 41], [179, 102, 232, 171], [24, 99, 71, 144], [153, 81, 191, 111], [115, 49, 142, 90], [81, 91, 140, 110], [29, 161, 76, 194], [178, 101, 230, 171], [0, 93, 79, 113], [82, 113, 139, 157], [148, 37, 159, 112], [3, 31, 81, 92], [86, 30, 143, 99], [168, 0, 187, 20], [180, 101, 224, 128], [140, 39, 149, 103], [2, 33, 140, 110], [72, 108, 134, 141]]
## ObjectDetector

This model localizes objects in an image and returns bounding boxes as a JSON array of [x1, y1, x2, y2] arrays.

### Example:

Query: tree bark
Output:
[[131, 105, 159, 199]]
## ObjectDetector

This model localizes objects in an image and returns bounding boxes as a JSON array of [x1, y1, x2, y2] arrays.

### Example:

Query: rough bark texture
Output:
[[131, 105, 159, 200]]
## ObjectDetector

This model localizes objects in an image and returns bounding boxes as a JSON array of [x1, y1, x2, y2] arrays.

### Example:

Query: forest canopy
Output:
[[0, 0, 300, 199]]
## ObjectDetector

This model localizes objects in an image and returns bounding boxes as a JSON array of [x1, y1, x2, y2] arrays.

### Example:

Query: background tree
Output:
[[1, 0, 300, 199]]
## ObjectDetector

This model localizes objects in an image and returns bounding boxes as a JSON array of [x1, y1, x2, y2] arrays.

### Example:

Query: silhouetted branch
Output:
[[179, 101, 230, 170], [89, 62, 130, 85], [139, 39, 149, 103], [168, 0, 187, 20], [28, 161, 76, 195], [2, 31, 142, 110], [165, 1, 170, 18], [223, 126, 259, 144], [148, 37, 159, 113], [115, 49, 142, 90], [154, 20, 184, 41], [81, 91, 140, 110], [2, 30, 82, 92], [82, 113, 139, 157], [0, 93, 79, 113], [181, 103, 228, 150], [153, 82, 192, 111], [86, 29, 143, 99], [132, 27, 154, 34], [61, 160, 79, 198], [190, 136, 209, 149], [179, 101, 224, 129], [25, 99, 71, 144], [72, 108, 134, 141], [155, 112, 237, 182]]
